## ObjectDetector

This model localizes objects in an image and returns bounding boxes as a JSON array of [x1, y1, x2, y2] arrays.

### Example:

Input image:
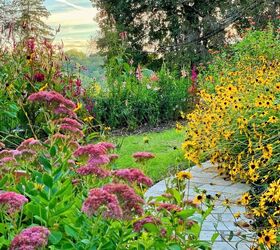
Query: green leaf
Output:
[[189, 223, 200, 238], [168, 244, 182, 250], [170, 189, 181, 204], [34, 215, 47, 225], [64, 225, 78, 239], [0, 223, 6, 234], [202, 205, 213, 220], [228, 231, 234, 241], [143, 223, 159, 233], [49, 231, 62, 245], [50, 145, 57, 157], [0, 175, 8, 188], [177, 208, 196, 219], [211, 232, 219, 243], [43, 174, 53, 188], [38, 155, 52, 171]]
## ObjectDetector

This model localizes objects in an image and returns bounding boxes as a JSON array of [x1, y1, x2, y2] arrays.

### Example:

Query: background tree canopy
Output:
[[91, 0, 279, 69]]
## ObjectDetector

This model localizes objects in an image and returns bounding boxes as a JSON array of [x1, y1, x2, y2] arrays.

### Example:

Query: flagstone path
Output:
[[145, 161, 254, 250]]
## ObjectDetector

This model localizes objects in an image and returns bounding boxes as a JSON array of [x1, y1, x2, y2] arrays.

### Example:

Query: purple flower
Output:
[[113, 168, 153, 187], [82, 188, 122, 219], [0, 191, 28, 214], [10, 226, 50, 250], [103, 183, 144, 217]]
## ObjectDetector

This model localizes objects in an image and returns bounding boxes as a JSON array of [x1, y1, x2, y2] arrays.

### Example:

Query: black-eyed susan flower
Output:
[[258, 229, 277, 249], [176, 171, 192, 181]]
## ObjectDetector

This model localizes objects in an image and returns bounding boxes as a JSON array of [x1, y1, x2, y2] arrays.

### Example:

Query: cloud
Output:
[[56, 0, 88, 10], [46, 8, 98, 26]]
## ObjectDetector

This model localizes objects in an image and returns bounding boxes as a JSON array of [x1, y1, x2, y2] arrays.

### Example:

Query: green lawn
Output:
[[111, 128, 190, 182]]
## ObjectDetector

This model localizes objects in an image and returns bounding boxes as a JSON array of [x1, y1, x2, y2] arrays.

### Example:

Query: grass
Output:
[[111, 128, 190, 182]]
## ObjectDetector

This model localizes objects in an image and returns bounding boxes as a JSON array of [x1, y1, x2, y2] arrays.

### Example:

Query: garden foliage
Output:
[[0, 90, 216, 249], [94, 58, 191, 129], [182, 28, 280, 249]]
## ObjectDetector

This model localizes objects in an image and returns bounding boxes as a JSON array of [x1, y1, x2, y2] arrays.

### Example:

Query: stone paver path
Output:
[[145, 161, 254, 250]]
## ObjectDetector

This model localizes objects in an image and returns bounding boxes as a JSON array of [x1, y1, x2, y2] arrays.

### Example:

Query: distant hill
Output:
[[65, 49, 105, 87]]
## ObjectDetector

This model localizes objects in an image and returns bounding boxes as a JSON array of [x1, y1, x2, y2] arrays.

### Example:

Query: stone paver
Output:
[[145, 161, 253, 250]]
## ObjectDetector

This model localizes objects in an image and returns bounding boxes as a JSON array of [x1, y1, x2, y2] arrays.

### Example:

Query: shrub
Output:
[[182, 28, 280, 249], [93, 58, 191, 130]]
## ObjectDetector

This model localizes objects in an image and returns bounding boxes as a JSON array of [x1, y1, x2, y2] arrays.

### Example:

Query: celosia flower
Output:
[[74, 144, 107, 158], [132, 152, 155, 162], [10, 226, 50, 250], [113, 168, 153, 186], [28, 91, 75, 109], [133, 216, 161, 232], [76, 164, 110, 178], [0, 191, 28, 214], [103, 183, 144, 217], [82, 188, 122, 218]]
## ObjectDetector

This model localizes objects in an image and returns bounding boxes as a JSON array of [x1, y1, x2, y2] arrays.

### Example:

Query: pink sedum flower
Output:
[[133, 216, 161, 232], [88, 155, 110, 166], [10, 226, 50, 250], [103, 183, 144, 217], [54, 104, 77, 118], [108, 154, 119, 162], [28, 91, 76, 109], [17, 138, 41, 151], [82, 188, 122, 219], [54, 118, 82, 129], [74, 144, 107, 158], [132, 152, 155, 162], [96, 142, 116, 151], [113, 168, 153, 187], [76, 164, 110, 178], [0, 192, 28, 214], [156, 203, 182, 212]]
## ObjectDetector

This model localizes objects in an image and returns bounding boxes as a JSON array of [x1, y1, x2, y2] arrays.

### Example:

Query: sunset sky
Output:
[[44, 0, 99, 52]]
